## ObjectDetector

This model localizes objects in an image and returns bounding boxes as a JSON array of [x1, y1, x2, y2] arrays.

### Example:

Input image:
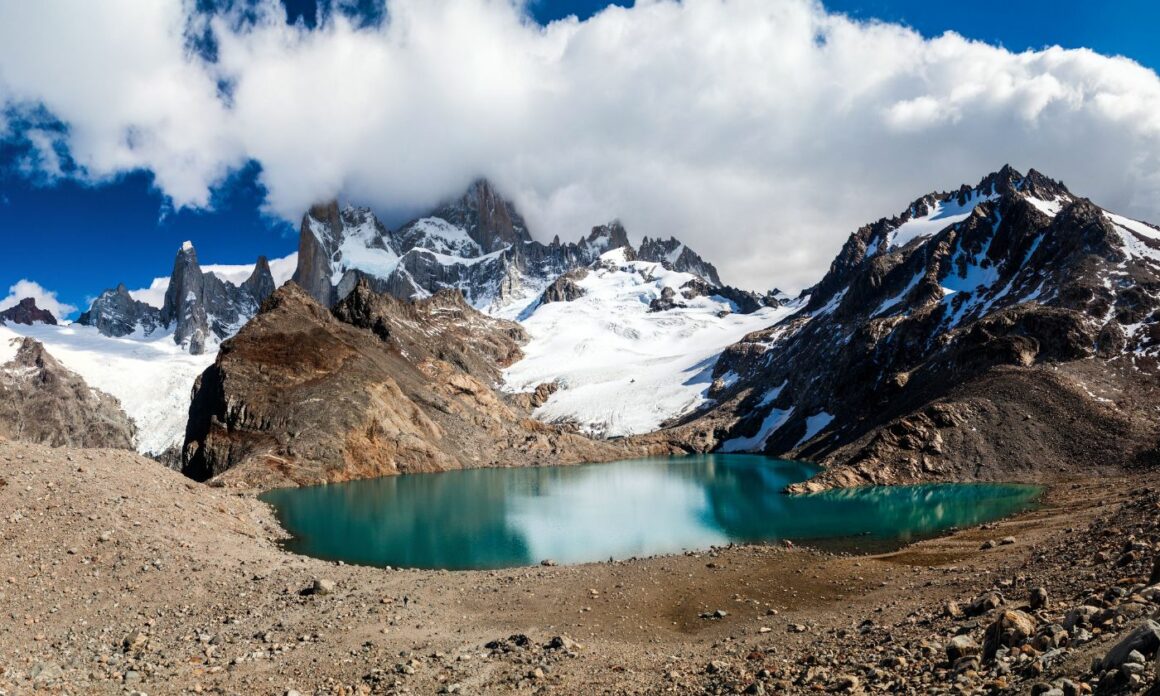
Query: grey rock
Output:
[[1100, 620, 1160, 669], [0, 338, 136, 449]]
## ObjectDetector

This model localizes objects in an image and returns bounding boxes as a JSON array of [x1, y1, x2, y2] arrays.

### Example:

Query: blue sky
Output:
[[2, 0, 1160, 316]]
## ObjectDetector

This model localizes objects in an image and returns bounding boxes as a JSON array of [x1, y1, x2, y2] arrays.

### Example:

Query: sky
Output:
[[1, 0, 1160, 318]]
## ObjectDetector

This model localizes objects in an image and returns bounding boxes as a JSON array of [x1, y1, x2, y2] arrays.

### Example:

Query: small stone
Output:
[[1000, 536, 1017, 545], [312, 579, 336, 596], [540, 559, 557, 567], [947, 634, 980, 662], [545, 635, 580, 651], [1029, 587, 1049, 610]]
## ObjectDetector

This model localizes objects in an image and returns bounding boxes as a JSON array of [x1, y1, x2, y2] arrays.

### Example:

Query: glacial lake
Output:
[[260, 455, 1041, 570]]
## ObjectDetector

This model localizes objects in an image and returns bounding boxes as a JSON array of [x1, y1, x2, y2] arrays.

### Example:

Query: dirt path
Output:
[[0, 441, 1155, 694]]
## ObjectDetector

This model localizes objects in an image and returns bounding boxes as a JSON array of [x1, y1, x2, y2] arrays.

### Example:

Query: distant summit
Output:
[[0, 298, 57, 326]]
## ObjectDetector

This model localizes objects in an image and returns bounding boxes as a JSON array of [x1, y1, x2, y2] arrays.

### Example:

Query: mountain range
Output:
[[2, 166, 1158, 492]]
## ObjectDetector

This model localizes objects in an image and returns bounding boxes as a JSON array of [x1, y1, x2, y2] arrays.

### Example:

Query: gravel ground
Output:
[[2, 439, 1158, 695]]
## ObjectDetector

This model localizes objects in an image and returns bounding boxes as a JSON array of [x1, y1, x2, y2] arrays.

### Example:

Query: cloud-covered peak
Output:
[[2, 0, 1160, 290]]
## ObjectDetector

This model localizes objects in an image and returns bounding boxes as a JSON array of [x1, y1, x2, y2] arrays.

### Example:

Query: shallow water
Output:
[[261, 455, 1041, 570]]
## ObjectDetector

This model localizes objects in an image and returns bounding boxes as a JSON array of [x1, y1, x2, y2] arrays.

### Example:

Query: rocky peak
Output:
[[80, 242, 276, 354], [0, 298, 57, 326], [78, 284, 163, 338], [242, 256, 276, 301], [582, 221, 631, 255], [637, 235, 724, 286], [429, 178, 533, 254]]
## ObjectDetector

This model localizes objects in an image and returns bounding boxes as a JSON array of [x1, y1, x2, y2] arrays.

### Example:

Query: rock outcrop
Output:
[[0, 338, 135, 449], [685, 166, 1160, 489], [80, 242, 276, 354], [537, 270, 588, 305], [182, 283, 654, 489]]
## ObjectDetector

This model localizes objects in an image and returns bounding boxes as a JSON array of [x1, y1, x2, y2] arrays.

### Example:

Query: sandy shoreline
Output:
[[1, 440, 1155, 694]]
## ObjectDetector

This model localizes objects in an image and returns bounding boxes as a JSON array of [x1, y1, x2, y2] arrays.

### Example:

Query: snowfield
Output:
[[503, 249, 791, 437], [0, 322, 215, 456]]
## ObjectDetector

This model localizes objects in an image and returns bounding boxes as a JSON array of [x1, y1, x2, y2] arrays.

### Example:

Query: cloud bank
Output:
[[0, 280, 78, 320], [2, 0, 1160, 290]]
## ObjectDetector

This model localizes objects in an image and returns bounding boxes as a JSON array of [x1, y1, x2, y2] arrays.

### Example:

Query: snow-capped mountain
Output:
[[289, 179, 755, 320], [697, 165, 1160, 489], [79, 242, 287, 354]]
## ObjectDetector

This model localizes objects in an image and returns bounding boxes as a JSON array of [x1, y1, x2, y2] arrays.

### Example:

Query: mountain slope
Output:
[[0, 335, 135, 449], [181, 283, 657, 488], [504, 248, 795, 437], [691, 165, 1160, 489]]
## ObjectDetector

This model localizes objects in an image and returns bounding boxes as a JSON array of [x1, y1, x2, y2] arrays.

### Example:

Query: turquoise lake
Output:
[[260, 455, 1041, 570]]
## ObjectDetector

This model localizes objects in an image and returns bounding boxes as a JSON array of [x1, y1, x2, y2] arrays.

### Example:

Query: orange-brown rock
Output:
[[182, 282, 652, 489]]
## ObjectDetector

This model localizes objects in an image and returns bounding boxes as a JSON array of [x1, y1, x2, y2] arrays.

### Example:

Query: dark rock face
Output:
[[290, 181, 730, 316], [80, 242, 276, 354], [78, 285, 162, 337], [638, 236, 724, 286], [0, 338, 135, 449], [0, 298, 57, 325], [690, 166, 1160, 490], [649, 286, 687, 313], [182, 283, 653, 489], [424, 178, 533, 254], [538, 270, 588, 305]]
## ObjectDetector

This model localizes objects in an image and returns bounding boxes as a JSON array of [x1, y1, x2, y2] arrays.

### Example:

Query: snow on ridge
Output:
[[888, 190, 997, 250], [1106, 211, 1160, 263], [330, 217, 400, 285], [408, 217, 483, 257]]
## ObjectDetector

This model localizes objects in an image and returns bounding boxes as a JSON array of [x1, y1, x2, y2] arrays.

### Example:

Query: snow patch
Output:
[[504, 255, 792, 437], [794, 411, 834, 448]]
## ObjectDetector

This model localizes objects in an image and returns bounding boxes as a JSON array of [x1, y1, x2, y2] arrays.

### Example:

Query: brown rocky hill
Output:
[[0, 337, 135, 449], [182, 282, 656, 488], [682, 166, 1160, 489]]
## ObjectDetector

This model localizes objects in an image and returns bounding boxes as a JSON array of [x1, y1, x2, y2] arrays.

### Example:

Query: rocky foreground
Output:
[[1, 439, 1159, 695]]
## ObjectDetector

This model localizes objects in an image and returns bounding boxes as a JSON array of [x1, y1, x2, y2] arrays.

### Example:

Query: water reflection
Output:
[[261, 455, 1040, 570]]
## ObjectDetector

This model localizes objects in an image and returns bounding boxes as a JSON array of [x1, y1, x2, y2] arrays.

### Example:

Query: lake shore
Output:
[[1, 439, 1156, 694]]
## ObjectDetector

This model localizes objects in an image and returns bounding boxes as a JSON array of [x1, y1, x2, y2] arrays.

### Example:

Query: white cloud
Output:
[[0, 280, 78, 320], [2, 0, 1160, 291]]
